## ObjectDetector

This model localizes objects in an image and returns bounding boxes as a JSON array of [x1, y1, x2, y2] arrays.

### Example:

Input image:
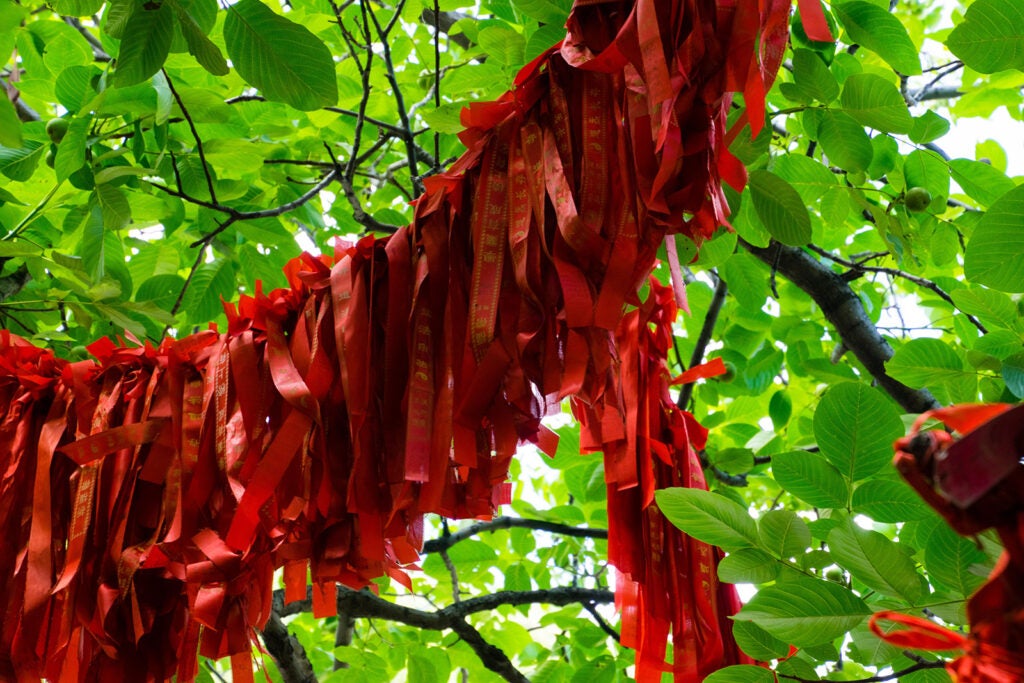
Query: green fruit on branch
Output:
[[904, 186, 932, 212], [719, 361, 737, 383], [45, 146, 57, 168], [46, 118, 69, 144]]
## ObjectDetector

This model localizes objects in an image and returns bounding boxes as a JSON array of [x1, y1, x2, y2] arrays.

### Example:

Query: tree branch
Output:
[[740, 239, 940, 413], [778, 659, 947, 682], [422, 516, 608, 554], [260, 611, 317, 683], [677, 271, 728, 410], [806, 244, 988, 334]]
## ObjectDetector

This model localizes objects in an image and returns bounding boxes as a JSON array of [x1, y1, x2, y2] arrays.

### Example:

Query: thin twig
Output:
[[676, 272, 728, 410], [422, 516, 608, 554], [778, 659, 947, 683], [806, 244, 988, 334], [163, 70, 218, 204]]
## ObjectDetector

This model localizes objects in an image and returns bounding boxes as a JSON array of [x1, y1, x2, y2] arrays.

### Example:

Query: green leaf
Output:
[[704, 665, 776, 683], [833, 1, 921, 75], [182, 258, 236, 323], [840, 73, 913, 134], [789, 48, 840, 104], [772, 154, 837, 203], [965, 184, 1024, 292], [478, 25, 525, 67], [54, 115, 91, 182], [813, 382, 904, 482], [0, 240, 44, 257], [655, 488, 760, 553], [903, 149, 949, 209], [55, 0, 106, 14], [772, 450, 849, 509], [951, 288, 1020, 331], [758, 510, 811, 559], [225, 0, 338, 111], [136, 274, 186, 311], [909, 111, 950, 144], [736, 574, 871, 647], [817, 109, 873, 173], [922, 519, 988, 596], [1002, 352, 1024, 398], [720, 252, 768, 309], [0, 140, 45, 182], [748, 170, 811, 246], [0, 98, 21, 148], [95, 184, 132, 230], [511, 0, 569, 24], [171, 0, 229, 76], [949, 159, 1015, 208], [731, 620, 793, 661], [55, 65, 99, 113], [945, 0, 1024, 74], [828, 521, 923, 603], [113, 3, 174, 87], [718, 548, 780, 585], [851, 479, 935, 523], [886, 338, 973, 387]]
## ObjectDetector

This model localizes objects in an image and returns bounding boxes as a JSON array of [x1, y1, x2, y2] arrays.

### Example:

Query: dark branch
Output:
[[778, 659, 947, 682], [740, 239, 940, 413], [806, 244, 987, 334], [422, 516, 608, 554], [260, 611, 317, 683], [677, 271, 728, 410]]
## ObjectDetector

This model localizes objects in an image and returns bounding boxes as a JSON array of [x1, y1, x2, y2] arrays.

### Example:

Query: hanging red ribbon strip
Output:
[[0, 1, 789, 680], [873, 403, 1024, 683]]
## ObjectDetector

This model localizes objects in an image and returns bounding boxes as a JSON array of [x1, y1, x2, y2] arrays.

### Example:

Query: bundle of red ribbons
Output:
[[871, 403, 1024, 682], [0, 0, 795, 679]]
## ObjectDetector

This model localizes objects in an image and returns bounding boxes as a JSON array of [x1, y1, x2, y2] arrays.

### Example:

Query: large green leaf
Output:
[[949, 158, 1015, 208], [813, 382, 903, 482], [817, 109, 873, 173], [731, 621, 792, 661], [921, 519, 988, 597], [840, 73, 913, 134], [170, 0, 229, 76], [785, 48, 839, 104], [748, 170, 811, 246], [833, 1, 921, 75], [225, 0, 338, 111], [758, 510, 811, 559], [0, 140, 45, 182], [851, 480, 935, 523], [0, 98, 21, 148], [772, 154, 837, 203], [705, 665, 776, 683], [951, 287, 1020, 331], [886, 338, 973, 387], [772, 450, 850, 509], [828, 521, 924, 603], [113, 3, 174, 87], [718, 548, 780, 585], [655, 488, 760, 553], [964, 185, 1024, 292], [945, 0, 1024, 74], [736, 575, 871, 647]]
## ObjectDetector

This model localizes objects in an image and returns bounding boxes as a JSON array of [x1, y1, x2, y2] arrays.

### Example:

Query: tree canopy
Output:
[[1, 0, 1023, 681]]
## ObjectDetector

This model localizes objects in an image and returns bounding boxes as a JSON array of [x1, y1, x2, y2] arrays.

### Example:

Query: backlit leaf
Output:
[[225, 0, 338, 111]]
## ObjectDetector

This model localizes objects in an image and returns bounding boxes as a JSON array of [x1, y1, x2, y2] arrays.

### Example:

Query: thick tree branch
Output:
[[422, 516, 608, 554], [260, 611, 317, 683], [270, 584, 613, 682], [740, 239, 940, 413]]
